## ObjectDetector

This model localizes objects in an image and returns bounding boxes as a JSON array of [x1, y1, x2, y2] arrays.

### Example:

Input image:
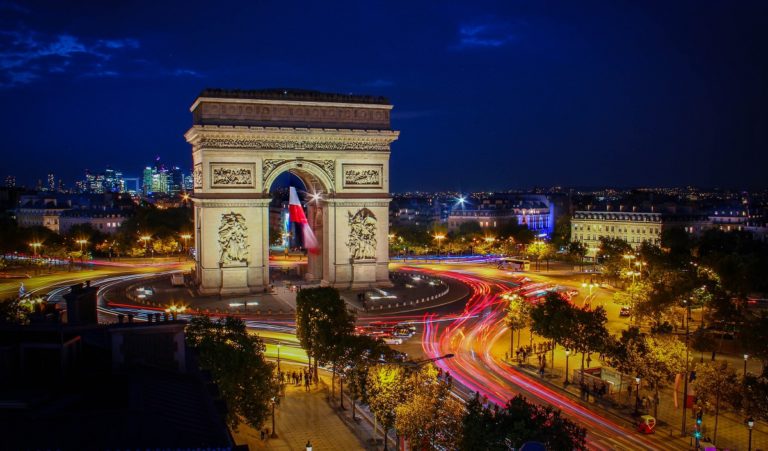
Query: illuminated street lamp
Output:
[[277, 342, 281, 373], [744, 354, 749, 376], [76, 239, 88, 253], [140, 235, 151, 249], [746, 417, 755, 451], [623, 254, 636, 269], [433, 234, 445, 257], [180, 233, 192, 252], [29, 242, 42, 257], [565, 349, 571, 385], [634, 376, 641, 415]]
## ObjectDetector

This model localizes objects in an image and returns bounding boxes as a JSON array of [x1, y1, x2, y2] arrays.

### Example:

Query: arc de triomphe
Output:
[[186, 89, 399, 295]]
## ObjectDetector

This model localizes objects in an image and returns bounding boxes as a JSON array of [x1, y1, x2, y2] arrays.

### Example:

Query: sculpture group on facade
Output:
[[218, 212, 249, 265], [347, 208, 377, 260], [344, 168, 380, 186], [213, 166, 253, 185]]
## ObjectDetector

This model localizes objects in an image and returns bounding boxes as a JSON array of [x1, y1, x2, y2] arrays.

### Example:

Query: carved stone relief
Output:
[[201, 137, 391, 151], [218, 212, 249, 266], [342, 164, 382, 188], [193, 164, 203, 188], [211, 164, 254, 187], [346, 208, 377, 260]]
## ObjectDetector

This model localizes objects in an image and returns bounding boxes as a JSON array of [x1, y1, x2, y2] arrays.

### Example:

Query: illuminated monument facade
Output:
[[186, 89, 398, 294]]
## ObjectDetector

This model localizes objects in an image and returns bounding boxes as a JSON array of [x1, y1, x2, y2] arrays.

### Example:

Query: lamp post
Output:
[[747, 417, 754, 451], [744, 354, 749, 376], [565, 349, 571, 385], [634, 376, 641, 415], [180, 233, 191, 253], [29, 242, 42, 257], [277, 342, 281, 374], [76, 239, 88, 254], [682, 299, 691, 436], [270, 397, 278, 438], [433, 234, 445, 258]]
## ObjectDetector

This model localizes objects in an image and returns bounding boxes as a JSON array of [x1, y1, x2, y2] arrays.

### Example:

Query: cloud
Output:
[[0, 27, 199, 87], [453, 19, 519, 50], [363, 79, 394, 88], [172, 68, 203, 77]]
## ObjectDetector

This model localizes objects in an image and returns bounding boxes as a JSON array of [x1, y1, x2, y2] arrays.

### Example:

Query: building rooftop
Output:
[[198, 88, 390, 105]]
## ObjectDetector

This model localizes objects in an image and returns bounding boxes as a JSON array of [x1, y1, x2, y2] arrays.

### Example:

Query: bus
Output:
[[498, 258, 531, 271]]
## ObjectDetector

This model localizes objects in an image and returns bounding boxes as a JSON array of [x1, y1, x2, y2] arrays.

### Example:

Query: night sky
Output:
[[1, 1, 766, 191]]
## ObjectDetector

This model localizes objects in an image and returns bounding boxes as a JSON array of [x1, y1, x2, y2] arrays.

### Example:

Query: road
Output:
[[11, 258, 681, 449], [408, 264, 672, 450]]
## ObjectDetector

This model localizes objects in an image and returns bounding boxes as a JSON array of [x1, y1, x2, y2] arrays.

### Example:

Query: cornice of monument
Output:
[[185, 125, 399, 151], [190, 88, 391, 111]]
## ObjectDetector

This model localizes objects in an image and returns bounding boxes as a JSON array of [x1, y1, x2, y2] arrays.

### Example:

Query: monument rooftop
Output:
[[197, 88, 390, 105]]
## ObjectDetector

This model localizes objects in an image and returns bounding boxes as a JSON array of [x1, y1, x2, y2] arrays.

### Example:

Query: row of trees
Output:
[[295, 287, 586, 450], [0, 205, 193, 260]]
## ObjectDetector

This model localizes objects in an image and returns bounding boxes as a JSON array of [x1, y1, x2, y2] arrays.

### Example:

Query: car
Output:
[[619, 306, 631, 317]]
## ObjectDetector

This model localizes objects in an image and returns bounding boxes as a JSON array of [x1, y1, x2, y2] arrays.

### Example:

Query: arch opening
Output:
[[266, 167, 327, 285]]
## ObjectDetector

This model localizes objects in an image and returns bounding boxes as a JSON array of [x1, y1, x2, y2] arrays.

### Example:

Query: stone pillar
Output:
[[193, 197, 270, 295]]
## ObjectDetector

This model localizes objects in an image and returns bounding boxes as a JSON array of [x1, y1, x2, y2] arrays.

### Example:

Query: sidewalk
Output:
[[497, 328, 768, 451], [231, 364, 367, 451]]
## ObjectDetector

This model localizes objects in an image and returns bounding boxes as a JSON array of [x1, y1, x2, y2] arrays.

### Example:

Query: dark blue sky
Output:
[[1, 1, 766, 191]]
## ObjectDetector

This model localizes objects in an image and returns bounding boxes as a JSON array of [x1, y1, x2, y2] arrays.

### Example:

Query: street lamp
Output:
[[744, 354, 749, 376], [76, 239, 88, 253], [29, 242, 42, 257], [277, 342, 281, 374], [270, 397, 278, 438], [747, 417, 754, 451], [565, 349, 571, 385], [634, 376, 641, 415], [433, 234, 445, 257], [180, 234, 191, 252]]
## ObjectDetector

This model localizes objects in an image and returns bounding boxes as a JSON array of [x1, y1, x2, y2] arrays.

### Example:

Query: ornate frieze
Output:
[[342, 164, 383, 188], [211, 163, 255, 188], [200, 137, 391, 151], [347, 208, 377, 260], [218, 212, 249, 266]]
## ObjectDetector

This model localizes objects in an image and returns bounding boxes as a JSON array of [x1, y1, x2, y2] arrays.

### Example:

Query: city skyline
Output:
[[1, 1, 767, 191]]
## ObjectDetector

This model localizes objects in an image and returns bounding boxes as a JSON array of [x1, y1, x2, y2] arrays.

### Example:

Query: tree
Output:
[[694, 361, 742, 444], [185, 316, 278, 429], [612, 280, 651, 323], [395, 365, 463, 450], [367, 364, 409, 451], [607, 328, 688, 418], [525, 241, 555, 271], [459, 393, 587, 450], [740, 312, 768, 372], [597, 237, 633, 281], [530, 292, 573, 369], [295, 287, 355, 390], [552, 214, 572, 249], [339, 334, 397, 420], [569, 306, 609, 378], [505, 294, 530, 358], [568, 241, 587, 271]]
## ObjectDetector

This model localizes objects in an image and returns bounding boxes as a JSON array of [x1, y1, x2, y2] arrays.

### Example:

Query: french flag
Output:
[[289, 187, 319, 253]]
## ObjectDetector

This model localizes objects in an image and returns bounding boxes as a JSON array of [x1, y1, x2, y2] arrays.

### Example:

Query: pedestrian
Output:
[[505, 352, 509, 361], [305, 375, 310, 391]]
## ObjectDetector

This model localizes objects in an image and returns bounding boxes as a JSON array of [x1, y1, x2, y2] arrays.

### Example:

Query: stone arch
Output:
[[262, 159, 334, 194]]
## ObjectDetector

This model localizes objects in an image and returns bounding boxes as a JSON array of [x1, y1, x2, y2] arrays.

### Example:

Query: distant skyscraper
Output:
[[4, 175, 15, 188]]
